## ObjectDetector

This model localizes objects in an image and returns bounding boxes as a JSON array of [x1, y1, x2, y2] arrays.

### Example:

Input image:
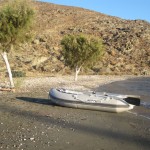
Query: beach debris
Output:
[[0, 87, 15, 92], [29, 137, 35, 141]]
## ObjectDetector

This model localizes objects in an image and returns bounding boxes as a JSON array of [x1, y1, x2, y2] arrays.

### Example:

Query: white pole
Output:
[[1, 52, 14, 88]]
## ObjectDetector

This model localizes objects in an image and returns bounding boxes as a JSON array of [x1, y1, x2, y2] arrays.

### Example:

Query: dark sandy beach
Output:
[[0, 75, 150, 150]]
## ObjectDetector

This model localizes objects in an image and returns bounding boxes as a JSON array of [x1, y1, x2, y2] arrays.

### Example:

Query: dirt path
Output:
[[0, 75, 150, 150]]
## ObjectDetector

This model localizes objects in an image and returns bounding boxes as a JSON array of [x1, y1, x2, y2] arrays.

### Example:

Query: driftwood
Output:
[[0, 88, 15, 92]]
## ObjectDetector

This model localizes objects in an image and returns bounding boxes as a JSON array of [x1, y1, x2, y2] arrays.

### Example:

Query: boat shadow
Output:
[[16, 96, 55, 106]]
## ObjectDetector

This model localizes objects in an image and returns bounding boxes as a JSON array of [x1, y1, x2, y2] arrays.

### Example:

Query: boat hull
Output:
[[49, 88, 139, 113]]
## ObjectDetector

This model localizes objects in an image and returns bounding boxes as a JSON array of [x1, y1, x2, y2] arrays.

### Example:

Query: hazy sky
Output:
[[39, 0, 150, 22]]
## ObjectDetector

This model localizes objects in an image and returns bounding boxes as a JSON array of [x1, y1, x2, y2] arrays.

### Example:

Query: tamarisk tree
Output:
[[61, 34, 104, 81], [0, 0, 34, 88]]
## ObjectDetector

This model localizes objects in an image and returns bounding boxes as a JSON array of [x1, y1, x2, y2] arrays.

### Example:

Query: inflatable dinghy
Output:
[[49, 88, 140, 113]]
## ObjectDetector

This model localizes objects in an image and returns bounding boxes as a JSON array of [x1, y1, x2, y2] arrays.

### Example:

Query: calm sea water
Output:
[[95, 77, 150, 119]]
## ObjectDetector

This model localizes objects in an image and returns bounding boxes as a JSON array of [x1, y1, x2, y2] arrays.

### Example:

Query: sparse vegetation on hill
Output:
[[0, 1, 150, 77]]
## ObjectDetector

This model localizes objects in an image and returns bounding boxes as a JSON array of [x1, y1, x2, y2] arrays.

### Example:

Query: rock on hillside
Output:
[[0, 1, 150, 76]]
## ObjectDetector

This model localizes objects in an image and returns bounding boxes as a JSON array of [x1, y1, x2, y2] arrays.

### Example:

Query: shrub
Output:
[[12, 70, 26, 78], [61, 34, 104, 81]]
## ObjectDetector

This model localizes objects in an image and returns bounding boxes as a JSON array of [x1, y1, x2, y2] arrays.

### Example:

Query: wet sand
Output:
[[0, 75, 150, 150]]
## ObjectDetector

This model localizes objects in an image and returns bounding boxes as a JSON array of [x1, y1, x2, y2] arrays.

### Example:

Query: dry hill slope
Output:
[[0, 1, 150, 76]]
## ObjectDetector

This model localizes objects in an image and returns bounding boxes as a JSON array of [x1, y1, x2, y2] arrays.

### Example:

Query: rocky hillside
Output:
[[0, 1, 150, 77]]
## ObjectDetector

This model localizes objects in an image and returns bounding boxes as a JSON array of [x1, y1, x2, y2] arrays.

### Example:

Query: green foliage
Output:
[[0, 0, 35, 51], [12, 70, 26, 78], [61, 34, 104, 70]]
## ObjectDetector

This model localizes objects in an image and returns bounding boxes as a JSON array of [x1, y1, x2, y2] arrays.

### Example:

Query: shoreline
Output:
[[1, 75, 149, 92], [15, 75, 138, 92]]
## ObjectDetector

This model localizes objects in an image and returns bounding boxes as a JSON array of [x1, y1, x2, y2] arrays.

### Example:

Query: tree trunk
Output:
[[1, 52, 15, 88], [75, 66, 81, 81]]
